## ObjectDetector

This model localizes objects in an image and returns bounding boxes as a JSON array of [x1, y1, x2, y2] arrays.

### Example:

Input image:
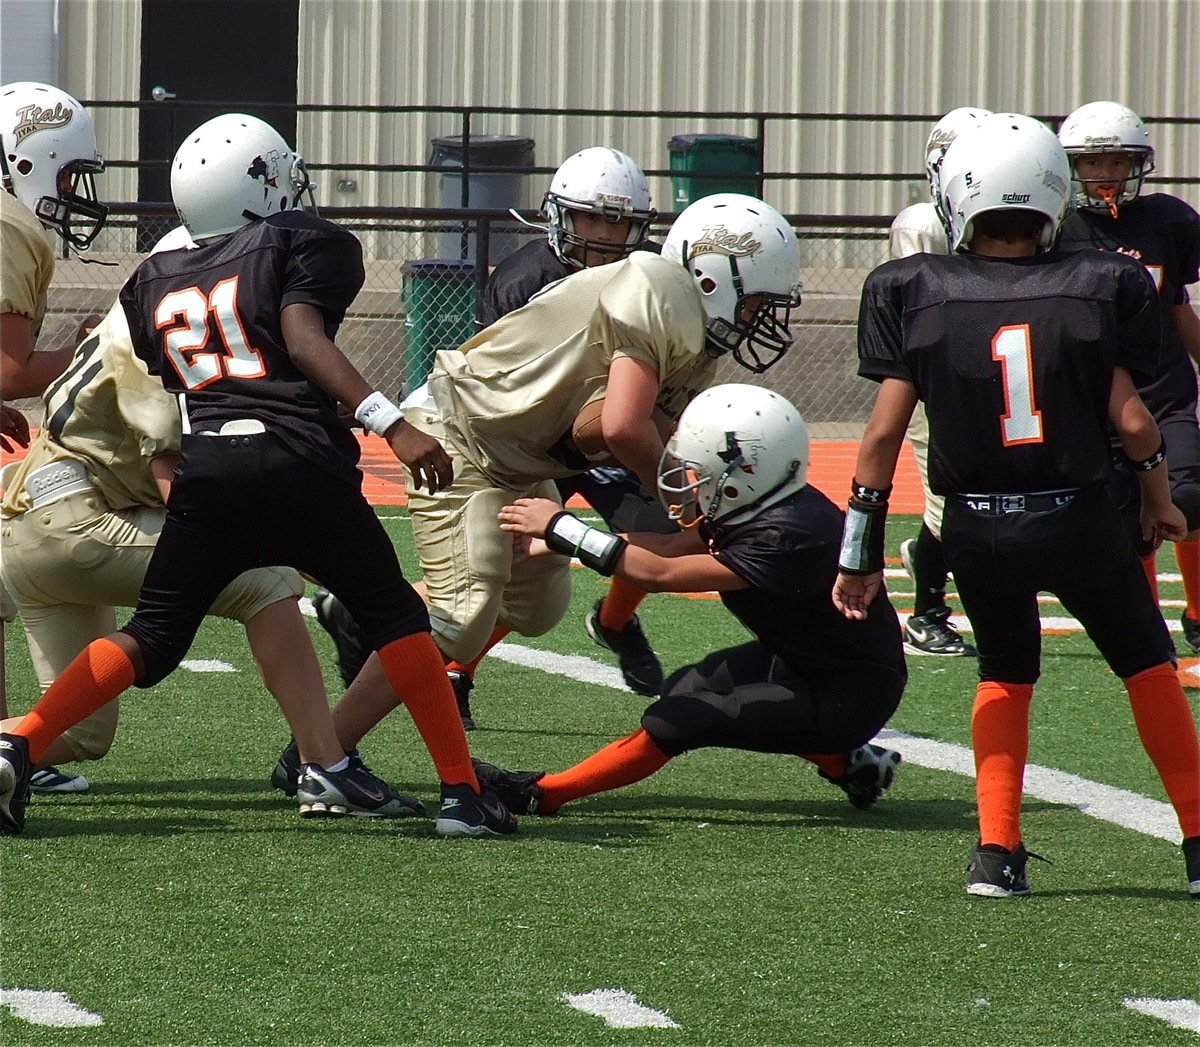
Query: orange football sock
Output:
[[378, 633, 477, 789], [16, 638, 136, 764], [803, 753, 847, 778], [1175, 539, 1200, 620], [971, 681, 1034, 851], [598, 576, 649, 632], [1124, 663, 1200, 837], [537, 727, 671, 813], [1140, 553, 1160, 604], [445, 625, 510, 679]]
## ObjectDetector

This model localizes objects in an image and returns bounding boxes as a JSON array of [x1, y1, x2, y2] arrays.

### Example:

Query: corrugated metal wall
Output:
[[287, 0, 1200, 219], [55, 0, 1199, 219]]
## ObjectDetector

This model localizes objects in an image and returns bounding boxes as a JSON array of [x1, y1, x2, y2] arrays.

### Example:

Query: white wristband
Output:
[[354, 391, 403, 436]]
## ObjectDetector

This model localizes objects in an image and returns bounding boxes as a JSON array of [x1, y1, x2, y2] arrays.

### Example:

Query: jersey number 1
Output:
[[991, 323, 1043, 446], [155, 277, 265, 390]]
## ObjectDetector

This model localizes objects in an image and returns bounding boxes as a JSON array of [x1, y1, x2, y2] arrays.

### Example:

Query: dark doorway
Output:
[[138, 0, 298, 245]]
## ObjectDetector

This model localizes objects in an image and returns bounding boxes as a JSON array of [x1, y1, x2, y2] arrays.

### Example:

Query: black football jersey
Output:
[[1058, 193, 1200, 419], [479, 238, 664, 328], [703, 486, 905, 675], [120, 210, 365, 484], [858, 249, 1160, 495]]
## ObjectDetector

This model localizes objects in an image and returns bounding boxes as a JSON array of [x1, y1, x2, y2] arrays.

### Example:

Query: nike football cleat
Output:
[[295, 760, 426, 818], [903, 606, 976, 657], [1184, 835, 1200, 898], [435, 781, 518, 837], [1181, 612, 1200, 656]]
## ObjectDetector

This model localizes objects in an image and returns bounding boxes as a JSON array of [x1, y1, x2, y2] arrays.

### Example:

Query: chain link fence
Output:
[[34, 210, 891, 439]]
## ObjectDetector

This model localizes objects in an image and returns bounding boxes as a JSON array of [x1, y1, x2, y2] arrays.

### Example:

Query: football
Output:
[[571, 398, 615, 463]]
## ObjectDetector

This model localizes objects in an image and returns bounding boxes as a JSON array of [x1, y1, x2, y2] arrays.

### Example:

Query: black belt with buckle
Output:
[[955, 489, 1081, 515]]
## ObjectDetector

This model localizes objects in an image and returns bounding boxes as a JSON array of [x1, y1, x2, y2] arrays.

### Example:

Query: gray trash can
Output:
[[667, 133, 760, 209], [430, 134, 535, 265]]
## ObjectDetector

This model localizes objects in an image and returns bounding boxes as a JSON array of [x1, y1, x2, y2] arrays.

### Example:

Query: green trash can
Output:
[[401, 259, 478, 393], [668, 133, 760, 210]]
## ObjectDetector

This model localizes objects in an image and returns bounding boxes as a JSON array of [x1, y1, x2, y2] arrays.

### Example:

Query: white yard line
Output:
[[561, 988, 679, 1029], [0, 989, 103, 1027]]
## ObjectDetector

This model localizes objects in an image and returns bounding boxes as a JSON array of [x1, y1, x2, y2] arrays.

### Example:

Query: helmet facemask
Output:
[[1066, 147, 1153, 218], [545, 191, 653, 269], [689, 248, 801, 373]]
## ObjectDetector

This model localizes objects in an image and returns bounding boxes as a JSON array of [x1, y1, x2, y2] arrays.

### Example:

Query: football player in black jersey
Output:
[[0, 114, 516, 837], [1057, 101, 1200, 655], [834, 113, 1199, 897], [477, 385, 905, 816], [312, 146, 670, 716]]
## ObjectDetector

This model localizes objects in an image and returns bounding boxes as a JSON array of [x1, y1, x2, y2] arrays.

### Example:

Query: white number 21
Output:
[[991, 323, 1044, 446], [154, 276, 265, 390]]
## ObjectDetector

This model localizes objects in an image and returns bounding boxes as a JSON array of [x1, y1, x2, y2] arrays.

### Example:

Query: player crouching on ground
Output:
[[476, 385, 905, 817]]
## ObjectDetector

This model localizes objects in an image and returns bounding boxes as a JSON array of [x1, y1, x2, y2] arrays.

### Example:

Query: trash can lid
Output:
[[429, 134, 536, 163], [401, 258, 477, 278], [668, 133, 758, 151]]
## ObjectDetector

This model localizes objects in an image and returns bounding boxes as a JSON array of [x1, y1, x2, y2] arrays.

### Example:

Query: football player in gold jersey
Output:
[[269, 194, 804, 788]]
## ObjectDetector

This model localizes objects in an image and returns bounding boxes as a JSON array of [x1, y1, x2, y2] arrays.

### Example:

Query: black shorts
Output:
[[641, 640, 905, 757], [941, 485, 1173, 684], [121, 432, 429, 686], [556, 466, 678, 535]]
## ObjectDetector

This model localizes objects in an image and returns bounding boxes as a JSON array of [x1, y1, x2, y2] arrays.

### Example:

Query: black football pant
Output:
[[942, 485, 1173, 685], [556, 465, 678, 535], [122, 433, 429, 686], [642, 640, 905, 758]]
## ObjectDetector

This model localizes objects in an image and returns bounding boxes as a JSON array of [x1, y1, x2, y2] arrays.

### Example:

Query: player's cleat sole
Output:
[[819, 744, 901, 810], [435, 781, 518, 836], [29, 766, 90, 793], [584, 598, 664, 696], [0, 734, 33, 835]]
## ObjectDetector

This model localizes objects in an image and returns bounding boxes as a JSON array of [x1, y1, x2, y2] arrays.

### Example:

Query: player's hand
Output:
[[75, 313, 103, 344], [497, 497, 560, 538], [832, 570, 882, 621], [1141, 500, 1188, 550], [388, 421, 453, 492], [0, 405, 31, 453], [510, 533, 551, 561]]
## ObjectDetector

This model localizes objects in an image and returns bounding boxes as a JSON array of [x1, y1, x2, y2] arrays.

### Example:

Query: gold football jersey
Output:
[[427, 251, 713, 488], [2, 299, 181, 517], [0, 190, 56, 344]]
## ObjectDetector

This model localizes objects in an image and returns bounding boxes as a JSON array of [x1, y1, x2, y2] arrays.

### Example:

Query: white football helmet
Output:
[[924, 106, 992, 224], [658, 383, 809, 529], [662, 194, 802, 373], [170, 113, 313, 241], [1058, 101, 1155, 215], [938, 113, 1071, 253], [543, 146, 655, 268], [0, 81, 106, 249]]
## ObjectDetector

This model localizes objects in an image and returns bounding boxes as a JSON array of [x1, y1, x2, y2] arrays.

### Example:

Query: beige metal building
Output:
[[9, 0, 1196, 216]]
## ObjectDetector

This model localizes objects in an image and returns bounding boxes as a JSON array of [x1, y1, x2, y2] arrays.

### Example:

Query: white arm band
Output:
[[354, 391, 404, 436]]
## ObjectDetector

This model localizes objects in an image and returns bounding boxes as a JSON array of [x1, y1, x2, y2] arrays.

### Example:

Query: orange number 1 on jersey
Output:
[[991, 323, 1044, 446]]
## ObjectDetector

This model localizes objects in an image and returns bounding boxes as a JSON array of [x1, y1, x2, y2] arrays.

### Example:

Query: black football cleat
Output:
[[435, 781, 517, 837], [584, 598, 664, 696], [0, 734, 33, 835]]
